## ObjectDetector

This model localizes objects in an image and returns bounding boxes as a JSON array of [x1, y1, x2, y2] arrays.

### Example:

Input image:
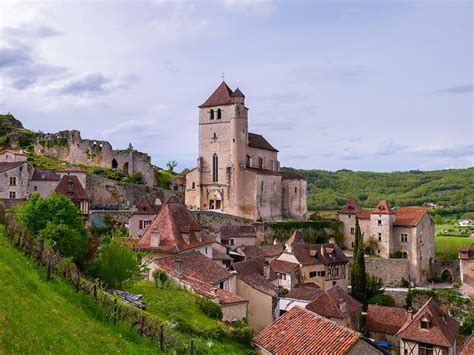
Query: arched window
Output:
[[192, 182, 196, 189], [212, 154, 218, 182], [212, 132, 217, 141], [217, 108, 222, 119], [209, 109, 214, 120], [111, 159, 118, 169], [402, 252, 408, 259]]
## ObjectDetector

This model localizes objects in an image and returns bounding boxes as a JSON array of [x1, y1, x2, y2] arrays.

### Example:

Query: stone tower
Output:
[[196, 81, 248, 213], [369, 200, 396, 257]]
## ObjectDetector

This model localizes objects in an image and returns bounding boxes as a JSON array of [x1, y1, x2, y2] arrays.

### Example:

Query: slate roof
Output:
[[233, 256, 278, 296], [199, 81, 234, 108], [270, 259, 299, 274], [31, 169, 60, 181], [306, 286, 362, 320], [0, 149, 27, 156], [395, 298, 459, 347], [253, 306, 364, 354], [136, 196, 215, 253], [459, 335, 474, 355], [248, 132, 278, 152], [219, 225, 256, 240], [284, 283, 323, 301], [54, 175, 89, 201], [0, 161, 25, 173], [366, 304, 409, 335], [134, 196, 160, 215]]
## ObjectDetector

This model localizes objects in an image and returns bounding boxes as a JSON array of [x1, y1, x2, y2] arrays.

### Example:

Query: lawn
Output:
[[129, 280, 255, 354], [0, 226, 159, 354], [435, 236, 474, 260]]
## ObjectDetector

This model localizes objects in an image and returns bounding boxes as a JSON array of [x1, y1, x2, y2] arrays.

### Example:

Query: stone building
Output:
[[29, 170, 61, 197], [128, 197, 161, 238], [338, 197, 435, 284], [54, 175, 90, 216], [185, 82, 307, 221], [0, 150, 32, 200], [459, 243, 474, 294]]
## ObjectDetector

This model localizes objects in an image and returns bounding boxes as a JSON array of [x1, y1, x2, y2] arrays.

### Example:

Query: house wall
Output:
[[28, 180, 58, 197], [221, 302, 248, 323], [411, 214, 435, 284], [0, 162, 31, 199], [128, 214, 155, 238], [348, 340, 384, 355], [184, 169, 200, 210], [281, 178, 307, 220], [57, 171, 87, 188], [460, 258, 474, 285], [0, 151, 27, 162], [235, 278, 276, 331], [400, 340, 454, 355]]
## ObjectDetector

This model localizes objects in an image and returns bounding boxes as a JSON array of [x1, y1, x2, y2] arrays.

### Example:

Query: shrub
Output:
[[39, 222, 87, 262], [278, 288, 288, 297], [368, 294, 396, 307], [153, 269, 168, 288], [195, 296, 223, 320], [390, 250, 403, 258]]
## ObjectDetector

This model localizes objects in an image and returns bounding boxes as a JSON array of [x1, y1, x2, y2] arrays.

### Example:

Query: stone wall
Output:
[[430, 259, 460, 281], [365, 258, 410, 287], [34, 130, 155, 186], [384, 289, 409, 307], [87, 175, 174, 210]]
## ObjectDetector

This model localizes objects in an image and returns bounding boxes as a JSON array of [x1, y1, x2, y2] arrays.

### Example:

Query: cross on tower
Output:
[[221, 72, 225, 81]]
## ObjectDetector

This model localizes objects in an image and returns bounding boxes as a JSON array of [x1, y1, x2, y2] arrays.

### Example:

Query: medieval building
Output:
[[185, 82, 307, 221]]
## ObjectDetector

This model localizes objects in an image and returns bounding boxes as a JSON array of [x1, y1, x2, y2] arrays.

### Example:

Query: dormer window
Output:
[[217, 108, 222, 119], [209, 109, 214, 120], [420, 315, 431, 329], [182, 233, 190, 244]]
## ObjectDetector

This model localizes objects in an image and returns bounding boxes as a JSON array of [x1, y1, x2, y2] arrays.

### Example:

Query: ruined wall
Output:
[[87, 175, 174, 210], [364, 258, 410, 287], [34, 130, 155, 186]]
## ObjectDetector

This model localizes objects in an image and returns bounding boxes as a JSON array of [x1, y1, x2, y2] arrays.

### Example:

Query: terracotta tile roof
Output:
[[394, 207, 430, 227], [199, 81, 234, 108], [340, 197, 363, 214], [253, 306, 363, 354], [244, 166, 281, 176], [31, 169, 60, 181], [270, 259, 299, 274], [212, 246, 232, 261], [233, 256, 278, 296], [286, 230, 304, 246], [154, 251, 231, 285], [134, 196, 160, 215], [305, 286, 361, 320], [219, 225, 256, 240], [395, 298, 459, 347], [0, 149, 27, 156], [358, 210, 371, 219], [371, 200, 394, 215], [0, 161, 25, 173], [459, 243, 474, 259], [55, 175, 89, 201], [181, 275, 247, 305], [292, 242, 348, 266], [261, 244, 283, 257], [280, 170, 306, 180], [136, 196, 215, 253], [366, 304, 409, 335], [285, 283, 322, 301], [459, 335, 474, 355], [240, 244, 282, 259], [327, 286, 362, 317], [248, 132, 278, 152]]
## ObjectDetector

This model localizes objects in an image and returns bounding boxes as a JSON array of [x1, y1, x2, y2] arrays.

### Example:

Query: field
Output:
[[435, 236, 474, 260], [0, 226, 159, 354]]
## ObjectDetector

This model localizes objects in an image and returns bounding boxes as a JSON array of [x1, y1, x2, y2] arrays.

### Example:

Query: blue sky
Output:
[[1, 0, 472, 171]]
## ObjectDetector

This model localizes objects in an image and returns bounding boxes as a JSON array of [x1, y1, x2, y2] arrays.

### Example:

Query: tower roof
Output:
[[340, 197, 362, 214], [371, 200, 394, 214], [231, 87, 245, 98], [199, 81, 234, 108]]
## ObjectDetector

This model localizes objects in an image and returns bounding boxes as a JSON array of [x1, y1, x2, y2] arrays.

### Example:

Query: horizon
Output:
[[1, 1, 472, 172]]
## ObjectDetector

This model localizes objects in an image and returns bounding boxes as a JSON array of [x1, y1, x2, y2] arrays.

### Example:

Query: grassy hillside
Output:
[[282, 167, 474, 213], [0, 226, 158, 354]]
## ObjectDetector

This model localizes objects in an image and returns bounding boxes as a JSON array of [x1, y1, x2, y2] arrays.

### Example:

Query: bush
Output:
[[153, 269, 168, 288], [390, 251, 403, 258], [39, 222, 87, 262], [368, 294, 396, 307], [195, 296, 223, 320], [278, 288, 288, 297]]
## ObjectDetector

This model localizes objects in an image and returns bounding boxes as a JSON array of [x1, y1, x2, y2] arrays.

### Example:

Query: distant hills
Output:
[[282, 167, 474, 214]]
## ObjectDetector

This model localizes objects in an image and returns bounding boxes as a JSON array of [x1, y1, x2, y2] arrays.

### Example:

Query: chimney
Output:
[[151, 228, 161, 247], [263, 261, 271, 280], [174, 257, 183, 276], [339, 298, 347, 313]]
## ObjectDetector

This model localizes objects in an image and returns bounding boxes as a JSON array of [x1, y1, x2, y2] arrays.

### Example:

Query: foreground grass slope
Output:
[[282, 167, 474, 212], [0, 226, 158, 354]]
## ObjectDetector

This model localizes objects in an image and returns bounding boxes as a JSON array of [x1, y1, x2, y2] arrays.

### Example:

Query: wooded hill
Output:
[[282, 167, 474, 213]]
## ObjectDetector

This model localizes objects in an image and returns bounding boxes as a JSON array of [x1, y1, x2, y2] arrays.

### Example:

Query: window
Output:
[[9, 191, 16, 199], [209, 109, 214, 120], [217, 108, 222, 119], [350, 227, 355, 235], [230, 238, 235, 246], [279, 273, 287, 280], [401, 233, 408, 243], [317, 271, 325, 277], [294, 187, 297, 194], [9, 177, 16, 186], [273, 182, 276, 192], [348, 214, 351, 218], [143, 220, 151, 229], [33, 186, 38, 191], [205, 247, 208, 254], [309, 271, 317, 278], [378, 233, 382, 241], [377, 250, 380, 254], [212, 153, 218, 182], [219, 281, 225, 289], [377, 220, 382, 226], [333, 281, 337, 286], [419, 343, 433, 355], [402, 252, 408, 258], [261, 181, 264, 192], [258, 157, 263, 168], [212, 132, 217, 141]]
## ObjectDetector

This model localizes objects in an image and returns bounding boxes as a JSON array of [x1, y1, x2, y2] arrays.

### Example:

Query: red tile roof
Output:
[[31, 169, 60, 181], [285, 230, 304, 246], [396, 298, 459, 347], [306, 286, 361, 320], [280, 170, 306, 180], [199, 81, 234, 108], [291, 242, 348, 266], [285, 283, 322, 301], [459, 335, 474, 355], [270, 259, 299, 274], [459, 243, 474, 259], [371, 200, 394, 215], [219, 225, 256, 240], [394, 207, 430, 227], [134, 196, 160, 215], [340, 197, 363, 214], [240, 244, 282, 259], [366, 304, 409, 335], [233, 256, 278, 296], [136, 196, 215, 253], [261, 244, 283, 257], [248, 132, 278, 152], [253, 306, 364, 354], [55, 175, 89, 201], [0, 161, 25, 173]]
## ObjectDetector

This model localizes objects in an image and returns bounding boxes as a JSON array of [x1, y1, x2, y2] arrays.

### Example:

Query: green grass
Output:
[[129, 281, 254, 354], [27, 154, 71, 170], [435, 236, 474, 260], [0, 226, 160, 354]]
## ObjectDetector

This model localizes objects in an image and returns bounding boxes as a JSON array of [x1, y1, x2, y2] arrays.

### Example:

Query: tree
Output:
[[89, 231, 143, 289], [39, 222, 87, 262], [166, 160, 177, 172], [351, 216, 367, 306], [433, 214, 443, 225]]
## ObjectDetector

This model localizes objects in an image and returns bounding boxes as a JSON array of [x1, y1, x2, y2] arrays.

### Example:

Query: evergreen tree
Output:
[[351, 216, 367, 306]]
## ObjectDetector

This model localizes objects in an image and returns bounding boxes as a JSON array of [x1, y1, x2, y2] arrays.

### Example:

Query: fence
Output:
[[4, 220, 203, 354]]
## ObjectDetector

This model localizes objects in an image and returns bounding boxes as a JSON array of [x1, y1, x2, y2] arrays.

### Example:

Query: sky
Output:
[[1, 0, 472, 172]]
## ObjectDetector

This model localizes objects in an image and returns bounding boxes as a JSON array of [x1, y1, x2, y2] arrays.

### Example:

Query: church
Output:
[[185, 82, 307, 221]]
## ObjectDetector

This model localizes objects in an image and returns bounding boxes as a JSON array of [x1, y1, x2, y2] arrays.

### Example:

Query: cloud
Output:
[[3, 24, 62, 39], [293, 64, 370, 84], [412, 145, 473, 158], [223, 0, 275, 16], [376, 140, 407, 156], [53, 73, 140, 96], [435, 84, 473, 94]]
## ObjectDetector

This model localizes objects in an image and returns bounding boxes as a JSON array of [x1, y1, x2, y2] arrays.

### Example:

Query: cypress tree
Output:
[[351, 216, 367, 306]]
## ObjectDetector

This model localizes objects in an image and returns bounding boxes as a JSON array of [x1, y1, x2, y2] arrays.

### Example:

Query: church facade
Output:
[[185, 82, 307, 221]]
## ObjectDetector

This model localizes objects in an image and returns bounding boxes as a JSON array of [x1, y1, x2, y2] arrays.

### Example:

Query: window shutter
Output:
[[139, 220, 143, 229]]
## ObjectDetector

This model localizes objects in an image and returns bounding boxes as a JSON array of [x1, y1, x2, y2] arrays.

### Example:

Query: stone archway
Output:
[[208, 189, 223, 210], [111, 159, 118, 169], [441, 269, 453, 282], [123, 162, 129, 174]]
